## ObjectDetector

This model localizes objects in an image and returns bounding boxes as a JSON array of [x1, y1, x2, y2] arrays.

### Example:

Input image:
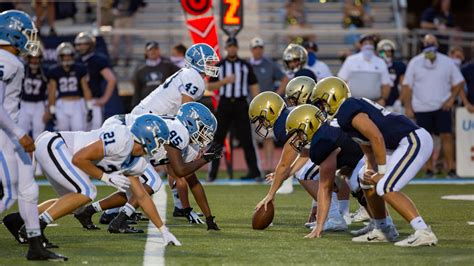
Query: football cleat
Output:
[[352, 225, 399, 243], [27, 236, 68, 261], [99, 211, 118, 224], [350, 220, 375, 236], [74, 207, 100, 230], [309, 216, 348, 232], [3, 212, 27, 244], [343, 213, 352, 226], [206, 216, 220, 231], [394, 227, 438, 247], [350, 206, 370, 223], [108, 212, 144, 234]]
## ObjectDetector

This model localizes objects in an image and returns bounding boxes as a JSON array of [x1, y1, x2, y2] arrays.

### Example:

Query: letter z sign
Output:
[[220, 0, 243, 36]]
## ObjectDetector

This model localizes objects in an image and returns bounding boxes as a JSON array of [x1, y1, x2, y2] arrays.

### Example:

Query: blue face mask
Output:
[[307, 52, 317, 67]]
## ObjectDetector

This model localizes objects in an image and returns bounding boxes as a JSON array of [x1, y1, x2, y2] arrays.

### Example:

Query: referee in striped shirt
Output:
[[207, 37, 261, 181]]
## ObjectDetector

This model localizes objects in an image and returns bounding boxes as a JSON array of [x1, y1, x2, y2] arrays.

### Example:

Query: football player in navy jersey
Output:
[[74, 32, 117, 130], [303, 77, 437, 247], [45, 42, 93, 131], [283, 43, 317, 81], [251, 89, 347, 233], [18, 47, 48, 140]]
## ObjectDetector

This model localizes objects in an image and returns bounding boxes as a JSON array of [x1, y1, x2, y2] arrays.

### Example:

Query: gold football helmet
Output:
[[285, 76, 316, 107], [285, 104, 325, 152], [249, 91, 286, 138], [309, 76, 351, 118], [283, 43, 308, 73]]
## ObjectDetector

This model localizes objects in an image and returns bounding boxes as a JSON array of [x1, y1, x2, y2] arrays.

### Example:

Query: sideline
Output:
[[143, 186, 167, 266]]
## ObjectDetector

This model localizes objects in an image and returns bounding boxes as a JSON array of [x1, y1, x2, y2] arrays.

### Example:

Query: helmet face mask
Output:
[[285, 104, 325, 153], [252, 113, 272, 139], [283, 44, 308, 74], [289, 130, 308, 153], [177, 102, 217, 148], [248, 91, 286, 138], [185, 43, 220, 77], [0, 10, 39, 55]]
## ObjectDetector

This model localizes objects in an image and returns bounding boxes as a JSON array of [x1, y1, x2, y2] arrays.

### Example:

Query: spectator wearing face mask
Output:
[[376, 39, 406, 112], [131, 41, 179, 108], [170, 44, 187, 68], [338, 34, 392, 105], [303, 40, 332, 82], [402, 34, 465, 178]]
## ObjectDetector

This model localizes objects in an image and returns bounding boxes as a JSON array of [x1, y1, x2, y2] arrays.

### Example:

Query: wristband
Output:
[[86, 101, 94, 110], [377, 164, 387, 175], [100, 172, 109, 182], [49, 105, 56, 114]]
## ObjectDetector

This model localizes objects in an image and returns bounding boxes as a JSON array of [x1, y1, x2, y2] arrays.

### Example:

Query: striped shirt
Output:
[[210, 57, 258, 99]]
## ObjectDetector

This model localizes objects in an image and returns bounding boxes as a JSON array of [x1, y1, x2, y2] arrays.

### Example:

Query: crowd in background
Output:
[[1, 0, 473, 179]]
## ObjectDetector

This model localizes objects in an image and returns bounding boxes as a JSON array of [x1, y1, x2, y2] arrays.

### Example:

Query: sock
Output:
[[328, 193, 342, 218], [410, 216, 428, 231], [386, 215, 394, 226], [374, 218, 388, 229], [105, 207, 120, 214], [172, 187, 183, 209], [39, 212, 53, 224], [26, 228, 41, 238], [338, 200, 350, 216], [121, 203, 135, 218], [311, 199, 317, 208], [92, 202, 102, 212]]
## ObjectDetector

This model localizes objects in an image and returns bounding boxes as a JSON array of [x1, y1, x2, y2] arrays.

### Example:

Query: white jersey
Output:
[[60, 124, 144, 174], [0, 49, 24, 123], [102, 114, 191, 166], [131, 67, 205, 116]]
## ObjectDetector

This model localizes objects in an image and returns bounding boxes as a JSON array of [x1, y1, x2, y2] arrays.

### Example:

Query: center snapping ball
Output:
[[252, 201, 274, 230]]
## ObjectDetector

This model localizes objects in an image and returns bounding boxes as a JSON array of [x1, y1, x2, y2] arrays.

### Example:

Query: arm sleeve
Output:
[[0, 81, 25, 138]]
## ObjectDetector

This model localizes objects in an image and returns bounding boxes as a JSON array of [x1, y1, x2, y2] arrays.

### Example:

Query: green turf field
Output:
[[1, 184, 473, 265]]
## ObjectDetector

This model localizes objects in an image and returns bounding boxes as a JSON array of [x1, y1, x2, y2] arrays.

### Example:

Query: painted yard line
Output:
[[143, 186, 167, 266]]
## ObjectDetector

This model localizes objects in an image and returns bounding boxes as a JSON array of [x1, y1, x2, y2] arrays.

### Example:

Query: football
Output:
[[252, 201, 274, 230]]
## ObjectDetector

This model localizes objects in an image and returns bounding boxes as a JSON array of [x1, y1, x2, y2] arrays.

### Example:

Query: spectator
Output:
[[111, 0, 145, 65], [75, 31, 117, 130], [18, 48, 48, 140], [402, 34, 465, 178], [376, 39, 406, 112], [34, 0, 56, 36], [170, 44, 187, 68], [459, 48, 474, 113], [249, 37, 289, 173], [284, 0, 306, 28], [207, 37, 261, 182], [421, 0, 455, 31], [448, 45, 465, 69], [421, 0, 456, 53], [303, 40, 333, 81], [338, 34, 392, 105], [131, 41, 179, 107], [343, 0, 366, 28]]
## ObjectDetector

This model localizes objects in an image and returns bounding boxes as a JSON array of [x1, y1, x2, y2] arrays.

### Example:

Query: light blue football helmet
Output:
[[185, 43, 220, 77], [0, 10, 39, 55], [176, 102, 217, 148], [130, 114, 170, 157]]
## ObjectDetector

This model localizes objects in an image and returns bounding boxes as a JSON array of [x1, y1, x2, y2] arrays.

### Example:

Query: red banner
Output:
[[185, 16, 221, 58], [181, 0, 212, 16]]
